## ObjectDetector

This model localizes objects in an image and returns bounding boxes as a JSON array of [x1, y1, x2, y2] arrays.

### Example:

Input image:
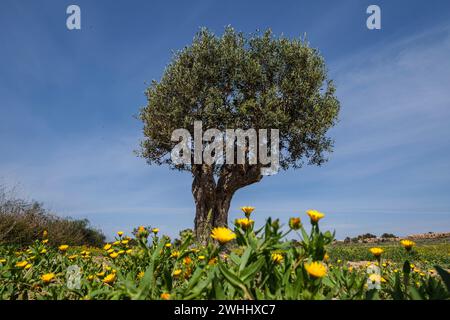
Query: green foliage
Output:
[[1, 209, 448, 300], [139, 26, 340, 171], [381, 233, 397, 238], [0, 188, 105, 247]]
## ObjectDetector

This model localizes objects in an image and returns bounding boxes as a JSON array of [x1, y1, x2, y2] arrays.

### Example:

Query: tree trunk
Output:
[[192, 165, 216, 241], [192, 164, 262, 241]]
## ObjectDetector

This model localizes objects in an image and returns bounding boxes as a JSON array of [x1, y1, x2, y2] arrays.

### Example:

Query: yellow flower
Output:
[[25, 263, 32, 270], [173, 269, 182, 277], [306, 210, 325, 224], [103, 244, 112, 251], [170, 251, 180, 258], [42, 239, 49, 244], [211, 227, 236, 245], [369, 247, 384, 257], [160, 292, 171, 300], [235, 218, 254, 230], [113, 241, 120, 246], [165, 243, 172, 248], [103, 273, 116, 284], [40, 249, 47, 254], [184, 267, 192, 279], [208, 257, 218, 265], [0, 258, 6, 264], [138, 271, 145, 279], [16, 261, 28, 268], [137, 226, 149, 238], [68, 255, 78, 260], [126, 249, 133, 254], [41, 273, 55, 283], [271, 253, 283, 264], [369, 274, 381, 283], [240, 206, 255, 218], [323, 253, 329, 262], [109, 252, 119, 259], [107, 248, 114, 254], [400, 239, 415, 251], [87, 275, 94, 281], [304, 261, 327, 278], [152, 228, 160, 234], [198, 255, 205, 261], [289, 217, 302, 230], [118, 250, 125, 255], [58, 245, 69, 252], [117, 231, 124, 237], [121, 239, 129, 245], [42, 230, 48, 239], [183, 256, 192, 265], [96, 272, 105, 277]]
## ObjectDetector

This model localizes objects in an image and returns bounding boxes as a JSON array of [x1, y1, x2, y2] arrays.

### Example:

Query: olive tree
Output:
[[139, 27, 340, 239]]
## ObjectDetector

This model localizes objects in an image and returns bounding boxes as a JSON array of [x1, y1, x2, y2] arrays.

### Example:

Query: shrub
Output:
[[0, 186, 105, 247], [381, 233, 397, 239]]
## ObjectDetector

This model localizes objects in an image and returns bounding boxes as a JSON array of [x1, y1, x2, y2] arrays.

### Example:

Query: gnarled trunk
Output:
[[192, 164, 262, 241]]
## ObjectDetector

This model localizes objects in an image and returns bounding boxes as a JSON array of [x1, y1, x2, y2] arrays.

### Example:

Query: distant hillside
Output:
[[336, 232, 450, 244]]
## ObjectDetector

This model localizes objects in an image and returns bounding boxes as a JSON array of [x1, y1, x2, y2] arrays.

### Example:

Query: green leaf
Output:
[[239, 246, 252, 273], [218, 262, 254, 300], [185, 269, 215, 299], [408, 287, 423, 300], [366, 289, 379, 300], [185, 267, 204, 292], [392, 272, 404, 300], [435, 265, 450, 293], [403, 260, 411, 275], [213, 275, 226, 300], [134, 262, 154, 299], [241, 257, 265, 282], [300, 227, 310, 245]]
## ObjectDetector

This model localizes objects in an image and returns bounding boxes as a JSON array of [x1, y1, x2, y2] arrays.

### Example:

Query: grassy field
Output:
[[329, 240, 450, 269], [1, 209, 449, 300]]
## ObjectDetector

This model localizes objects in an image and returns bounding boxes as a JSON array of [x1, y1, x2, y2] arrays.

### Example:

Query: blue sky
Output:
[[1, 0, 450, 240]]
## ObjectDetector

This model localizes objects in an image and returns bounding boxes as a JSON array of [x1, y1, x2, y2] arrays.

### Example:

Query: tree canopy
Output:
[[139, 26, 340, 237], [139, 26, 340, 172]]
